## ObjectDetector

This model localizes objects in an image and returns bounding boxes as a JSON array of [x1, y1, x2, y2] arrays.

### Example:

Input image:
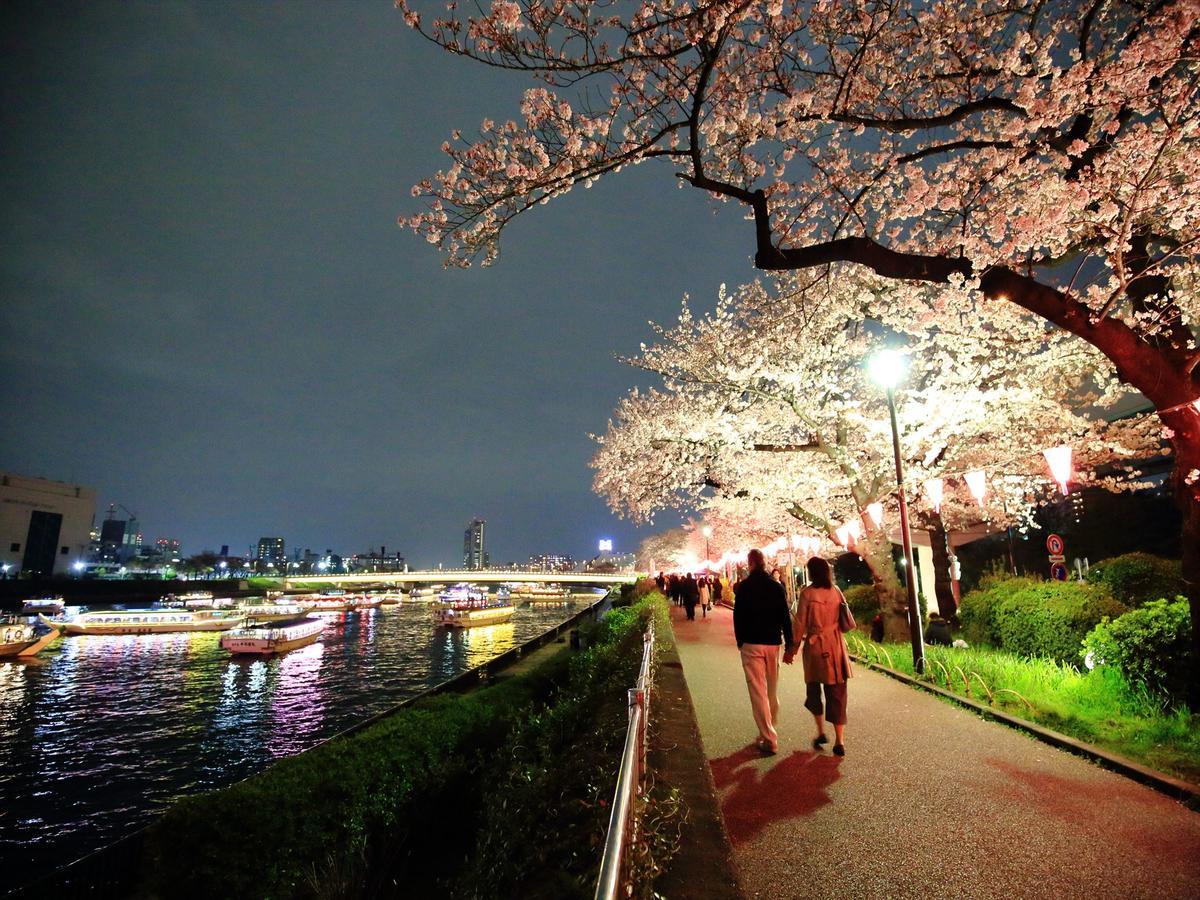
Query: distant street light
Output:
[[867, 349, 925, 674], [702, 525, 713, 566]]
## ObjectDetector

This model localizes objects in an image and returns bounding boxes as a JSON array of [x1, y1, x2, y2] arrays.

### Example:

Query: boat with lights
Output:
[[435, 585, 515, 628], [237, 602, 310, 622], [63, 608, 244, 635], [20, 596, 66, 616], [220, 615, 324, 655], [0, 615, 63, 657], [509, 584, 572, 602], [301, 592, 381, 612]]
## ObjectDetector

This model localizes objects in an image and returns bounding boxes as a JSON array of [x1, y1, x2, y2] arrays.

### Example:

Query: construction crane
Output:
[[105, 503, 138, 521]]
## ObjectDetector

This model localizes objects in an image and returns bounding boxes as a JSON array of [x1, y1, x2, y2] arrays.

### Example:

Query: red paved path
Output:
[[670, 603, 1200, 899]]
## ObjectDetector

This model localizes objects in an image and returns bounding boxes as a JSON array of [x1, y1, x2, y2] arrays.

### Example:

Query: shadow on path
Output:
[[709, 743, 842, 845]]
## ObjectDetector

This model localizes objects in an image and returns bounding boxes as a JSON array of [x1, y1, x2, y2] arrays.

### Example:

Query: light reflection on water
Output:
[[0, 599, 592, 870]]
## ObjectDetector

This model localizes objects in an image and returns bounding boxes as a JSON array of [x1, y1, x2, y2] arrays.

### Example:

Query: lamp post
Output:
[[701, 525, 712, 568], [867, 350, 925, 674]]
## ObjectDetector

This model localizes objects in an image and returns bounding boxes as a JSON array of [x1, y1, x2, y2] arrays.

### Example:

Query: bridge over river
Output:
[[283, 569, 637, 588]]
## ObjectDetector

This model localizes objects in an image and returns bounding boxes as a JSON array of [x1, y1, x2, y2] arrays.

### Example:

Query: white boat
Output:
[[435, 585, 515, 628], [221, 615, 324, 655], [20, 596, 65, 616], [509, 584, 571, 602], [0, 615, 62, 657], [408, 585, 444, 600], [63, 608, 244, 635], [161, 591, 213, 608], [237, 602, 309, 622], [301, 592, 379, 612]]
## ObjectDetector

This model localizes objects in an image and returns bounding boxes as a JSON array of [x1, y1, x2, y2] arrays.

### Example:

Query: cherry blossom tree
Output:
[[591, 272, 1158, 638], [400, 0, 1200, 688]]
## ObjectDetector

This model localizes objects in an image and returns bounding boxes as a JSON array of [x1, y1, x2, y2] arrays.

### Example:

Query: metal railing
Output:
[[595, 619, 656, 900]]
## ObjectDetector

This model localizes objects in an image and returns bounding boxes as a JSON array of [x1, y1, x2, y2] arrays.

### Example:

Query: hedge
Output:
[[958, 574, 1125, 664], [1084, 598, 1194, 706], [1085, 552, 1185, 607]]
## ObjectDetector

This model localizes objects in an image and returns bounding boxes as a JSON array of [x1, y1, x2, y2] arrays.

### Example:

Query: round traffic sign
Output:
[[1046, 534, 1065, 555], [1050, 562, 1069, 581]]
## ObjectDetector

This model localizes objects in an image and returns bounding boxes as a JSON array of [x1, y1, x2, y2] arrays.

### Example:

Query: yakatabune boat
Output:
[[509, 584, 572, 601], [63, 609, 243, 635], [0, 616, 62, 657], [20, 596, 65, 616], [435, 585, 515, 629], [220, 615, 324, 655], [237, 602, 309, 622]]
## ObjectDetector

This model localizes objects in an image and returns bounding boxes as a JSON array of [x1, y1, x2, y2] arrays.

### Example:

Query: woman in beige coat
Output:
[[785, 556, 853, 755]]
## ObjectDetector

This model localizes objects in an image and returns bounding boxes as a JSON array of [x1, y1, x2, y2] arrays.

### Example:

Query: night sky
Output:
[[1, 1, 755, 566]]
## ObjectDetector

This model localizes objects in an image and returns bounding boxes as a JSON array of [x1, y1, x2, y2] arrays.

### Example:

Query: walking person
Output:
[[698, 576, 710, 618], [786, 556, 852, 756], [734, 549, 794, 755], [683, 573, 700, 620]]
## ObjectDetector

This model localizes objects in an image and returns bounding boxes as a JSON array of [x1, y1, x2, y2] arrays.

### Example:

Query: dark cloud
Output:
[[1, 0, 754, 565]]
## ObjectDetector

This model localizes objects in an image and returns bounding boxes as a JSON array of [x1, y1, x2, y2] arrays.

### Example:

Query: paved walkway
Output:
[[670, 603, 1200, 899]]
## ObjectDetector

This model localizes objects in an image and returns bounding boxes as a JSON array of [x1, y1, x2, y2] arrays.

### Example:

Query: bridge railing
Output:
[[595, 618, 656, 900]]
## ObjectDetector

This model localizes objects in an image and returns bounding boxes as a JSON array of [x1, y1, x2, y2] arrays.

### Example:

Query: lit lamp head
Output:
[[867, 349, 909, 391], [701, 525, 713, 539]]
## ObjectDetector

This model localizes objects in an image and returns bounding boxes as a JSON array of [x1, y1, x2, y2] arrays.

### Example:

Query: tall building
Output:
[[463, 518, 487, 569], [256, 537, 286, 566], [0, 472, 96, 576]]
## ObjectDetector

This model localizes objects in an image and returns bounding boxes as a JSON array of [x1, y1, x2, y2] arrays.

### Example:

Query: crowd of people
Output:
[[655, 571, 723, 620]]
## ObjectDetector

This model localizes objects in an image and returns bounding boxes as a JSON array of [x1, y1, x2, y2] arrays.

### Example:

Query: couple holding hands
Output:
[[732, 549, 853, 756]]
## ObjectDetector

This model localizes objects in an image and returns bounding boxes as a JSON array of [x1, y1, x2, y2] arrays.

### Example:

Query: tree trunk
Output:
[[1166, 409, 1200, 710], [927, 514, 958, 621], [855, 526, 909, 642]]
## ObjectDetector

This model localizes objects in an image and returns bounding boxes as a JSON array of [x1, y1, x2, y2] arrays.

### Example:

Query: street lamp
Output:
[[701, 525, 712, 567], [867, 349, 925, 674]]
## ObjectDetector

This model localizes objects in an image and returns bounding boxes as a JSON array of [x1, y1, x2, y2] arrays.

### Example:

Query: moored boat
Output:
[[63, 609, 244, 635], [237, 602, 309, 622], [0, 615, 63, 657], [161, 591, 214, 608], [220, 615, 324, 655], [509, 584, 571, 602], [435, 585, 515, 628], [20, 596, 65, 616]]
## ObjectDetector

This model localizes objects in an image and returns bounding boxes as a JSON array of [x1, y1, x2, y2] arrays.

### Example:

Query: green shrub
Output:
[[992, 580, 1125, 664], [843, 584, 880, 624], [1085, 552, 1184, 607], [1084, 598, 1193, 705], [958, 574, 1042, 646]]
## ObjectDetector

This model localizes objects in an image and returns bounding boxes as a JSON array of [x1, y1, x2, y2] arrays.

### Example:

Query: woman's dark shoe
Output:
[[832, 743, 845, 756], [812, 734, 828, 750]]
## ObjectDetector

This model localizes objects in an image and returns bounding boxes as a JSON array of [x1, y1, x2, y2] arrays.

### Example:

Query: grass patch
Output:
[[847, 635, 1200, 783]]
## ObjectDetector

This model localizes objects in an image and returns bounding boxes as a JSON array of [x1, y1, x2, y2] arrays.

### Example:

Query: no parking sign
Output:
[[1046, 534, 1067, 579]]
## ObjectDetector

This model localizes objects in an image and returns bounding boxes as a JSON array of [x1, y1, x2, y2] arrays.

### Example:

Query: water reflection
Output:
[[0, 599, 592, 871]]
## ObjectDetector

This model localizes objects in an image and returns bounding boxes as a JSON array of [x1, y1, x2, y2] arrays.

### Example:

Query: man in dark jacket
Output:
[[733, 549, 795, 754]]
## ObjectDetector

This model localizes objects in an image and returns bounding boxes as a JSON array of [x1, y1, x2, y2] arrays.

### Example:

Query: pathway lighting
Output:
[[867, 349, 925, 674], [702, 525, 712, 567]]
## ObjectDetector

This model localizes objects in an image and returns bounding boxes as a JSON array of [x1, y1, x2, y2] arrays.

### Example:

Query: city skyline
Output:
[[0, 1, 752, 566]]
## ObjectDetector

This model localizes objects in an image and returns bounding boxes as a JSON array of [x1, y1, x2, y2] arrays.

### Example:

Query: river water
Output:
[[0, 596, 600, 872]]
